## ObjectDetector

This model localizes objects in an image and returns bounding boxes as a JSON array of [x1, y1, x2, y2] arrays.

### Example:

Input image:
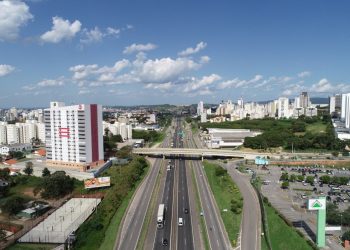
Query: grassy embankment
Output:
[[263, 201, 314, 250], [203, 161, 243, 247], [73, 156, 149, 250]]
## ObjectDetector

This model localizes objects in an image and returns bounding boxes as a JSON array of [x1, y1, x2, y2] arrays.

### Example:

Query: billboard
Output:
[[84, 177, 111, 189], [308, 198, 326, 210]]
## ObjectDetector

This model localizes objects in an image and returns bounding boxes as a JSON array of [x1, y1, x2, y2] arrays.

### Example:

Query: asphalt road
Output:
[[225, 162, 261, 250], [177, 125, 194, 250], [187, 127, 231, 250], [116, 157, 162, 250], [115, 125, 173, 250]]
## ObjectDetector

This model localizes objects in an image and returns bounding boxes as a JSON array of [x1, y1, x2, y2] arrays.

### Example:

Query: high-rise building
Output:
[[342, 93, 350, 128], [278, 97, 290, 118], [299, 92, 310, 108], [0, 122, 7, 145], [6, 124, 20, 144], [329, 96, 336, 114], [197, 101, 204, 116], [44, 102, 104, 171]]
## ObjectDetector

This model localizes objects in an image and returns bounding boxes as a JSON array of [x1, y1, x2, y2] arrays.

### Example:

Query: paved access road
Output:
[[225, 161, 261, 250]]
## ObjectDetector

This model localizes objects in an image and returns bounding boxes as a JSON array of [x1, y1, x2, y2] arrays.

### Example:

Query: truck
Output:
[[157, 204, 165, 228]]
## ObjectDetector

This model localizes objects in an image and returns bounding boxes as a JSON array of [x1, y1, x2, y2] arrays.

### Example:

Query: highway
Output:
[[186, 126, 232, 250], [176, 119, 194, 250], [115, 125, 173, 250]]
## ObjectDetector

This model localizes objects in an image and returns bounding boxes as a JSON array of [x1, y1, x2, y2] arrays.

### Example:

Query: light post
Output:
[[340, 212, 343, 235]]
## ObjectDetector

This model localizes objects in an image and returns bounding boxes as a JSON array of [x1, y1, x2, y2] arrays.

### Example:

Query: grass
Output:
[[264, 202, 313, 250], [74, 157, 149, 250], [136, 160, 163, 250], [306, 122, 327, 134], [6, 243, 58, 250], [191, 163, 210, 250], [261, 235, 269, 250], [203, 161, 242, 247]]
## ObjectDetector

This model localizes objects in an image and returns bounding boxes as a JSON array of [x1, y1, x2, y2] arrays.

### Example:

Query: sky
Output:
[[0, 0, 350, 108]]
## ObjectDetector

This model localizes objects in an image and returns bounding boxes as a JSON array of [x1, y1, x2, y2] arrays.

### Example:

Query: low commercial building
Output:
[[0, 143, 32, 156], [204, 128, 261, 148]]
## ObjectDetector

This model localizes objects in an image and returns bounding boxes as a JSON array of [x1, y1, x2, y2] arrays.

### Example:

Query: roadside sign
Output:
[[308, 198, 326, 210]]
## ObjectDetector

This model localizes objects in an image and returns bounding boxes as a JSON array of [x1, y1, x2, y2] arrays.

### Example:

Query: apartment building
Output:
[[45, 102, 104, 171]]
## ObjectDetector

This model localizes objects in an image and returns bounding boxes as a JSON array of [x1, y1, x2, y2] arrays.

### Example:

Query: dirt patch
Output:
[[22, 187, 38, 198]]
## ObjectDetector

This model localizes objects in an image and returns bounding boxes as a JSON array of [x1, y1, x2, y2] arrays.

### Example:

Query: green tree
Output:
[[291, 120, 306, 133], [0, 168, 10, 180], [332, 151, 339, 157], [24, 162, 33, 176], [215, 166, 227, 176], [1, 196, 26, 215], [297, 175, 304, 182], [320, 175, 331, 184], [281, 181, 289, 189], [42, 167, 51, 177], [305, 176, 314, 184], [342, 231, 350, 242], [39, 171, 75, 199], [280, 172, 289, 181], [289, 174, 297, 182]]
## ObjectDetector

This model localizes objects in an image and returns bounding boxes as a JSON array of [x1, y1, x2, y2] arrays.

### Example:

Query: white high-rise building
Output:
[[278, 97, 290, 119], [6, 124, 20, 144], [329, 96, 336, 114], [37, 122, 46, 143], [197, 101, 204, 116], [44, 102, 104, 171], [0, 122, 7, 145], [342, 93, 350, 128], [342, 94, 347, 120], [300, 92, 311, 108]]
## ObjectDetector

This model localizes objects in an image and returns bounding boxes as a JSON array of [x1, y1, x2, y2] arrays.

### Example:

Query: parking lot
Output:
[[249, 164, 349, 250]]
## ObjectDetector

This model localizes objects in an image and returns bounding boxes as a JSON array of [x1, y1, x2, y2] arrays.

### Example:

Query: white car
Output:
[[178, 217, 183, 226]]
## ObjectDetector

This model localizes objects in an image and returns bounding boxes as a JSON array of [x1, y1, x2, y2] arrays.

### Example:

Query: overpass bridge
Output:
[[132, 147, 269, 160]]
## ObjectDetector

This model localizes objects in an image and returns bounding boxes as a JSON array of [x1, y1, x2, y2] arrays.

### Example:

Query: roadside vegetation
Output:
[[74, 156, 149, 250], [263, 199, 314, 250], [201, 115, 349, 153], [132, 130, 165, 145], [203, 161, 243, 247], [185, 116, 199, 132]]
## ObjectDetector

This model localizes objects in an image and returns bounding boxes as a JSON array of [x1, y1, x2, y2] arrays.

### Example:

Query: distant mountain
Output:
[[310, 97, 329, 104]]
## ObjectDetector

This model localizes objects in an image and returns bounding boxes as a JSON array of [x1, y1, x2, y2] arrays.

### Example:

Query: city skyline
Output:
[[1, 0, 350, 107]]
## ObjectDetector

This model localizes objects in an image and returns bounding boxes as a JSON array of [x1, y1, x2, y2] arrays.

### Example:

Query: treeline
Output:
[[202, 116, 349, 151], [132, 129, 163, 143], [74, 157, 148, 249]]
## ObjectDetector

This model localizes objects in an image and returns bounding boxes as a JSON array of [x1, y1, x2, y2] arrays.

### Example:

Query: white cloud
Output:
[[200, 56, 210, 64], [145, 82, 173, 91], [218, 75, 263, 89], [298, 71, 311, 78], [0, 0, 33, 41], [309, 78, 350, 93], [282, 84, 303, 96], [80, 27, 103, 44], [178, 41, 207, 57], [23, 77, 65, 90], [80, 26, 121, 45], [183, 74, 221, 93], [0, 64, 15, 77], [123, 43, 157, 54], [40, 16, 81, 43], [78, 89, 91, 95]]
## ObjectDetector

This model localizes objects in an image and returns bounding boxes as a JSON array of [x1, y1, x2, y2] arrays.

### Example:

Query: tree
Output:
[[332, 151, 339, 157], [0, 229, 6, 241], [305, 176, 314, 184], [320, 175, 331, 184], [289, 174, 297, 182], [1, 196, 26, 215], [40, 171, 75, 199], [280, 172, 289, 181], [291, 121, 306, 133], [297, 175, 304, 182], [342, 231, 350, 242], [24, 162, 33, 176], [281, 181, 289, 189], [0, 168, 10, 181], [42, 167, 51, 177], [215, 167, 227, 176], [9, 151, 24, 159]]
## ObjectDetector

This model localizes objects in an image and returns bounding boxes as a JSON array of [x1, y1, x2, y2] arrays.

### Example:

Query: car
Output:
[[178, 217, 183, 226], [162, 238, 168, 246], [200, 211, 204, 216], [184, 208, 189, 214]]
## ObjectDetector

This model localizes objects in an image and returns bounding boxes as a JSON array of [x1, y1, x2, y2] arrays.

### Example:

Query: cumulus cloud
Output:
[[123, 43, 157, 54], [80, 26, 121, 44], [0, 64, 15, 77], [183, 74, 221, 93], [78, 89, 92, 95], [40, 16, 81, 43], [218, 75, 263, 89], [309, 78, 350, 93], [23, 77, 65, 90], [298, 71, 311, 78], [178, 41, 207, 57], [0, 0, 33, 41], [145, 82, 173, 91]]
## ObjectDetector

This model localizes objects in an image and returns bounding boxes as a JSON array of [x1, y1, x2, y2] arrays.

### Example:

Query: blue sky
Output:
[[0, 0, 350, 107]]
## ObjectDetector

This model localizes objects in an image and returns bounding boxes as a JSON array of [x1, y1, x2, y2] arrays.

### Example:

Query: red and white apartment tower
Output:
[[44, 102, 104, 171]]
